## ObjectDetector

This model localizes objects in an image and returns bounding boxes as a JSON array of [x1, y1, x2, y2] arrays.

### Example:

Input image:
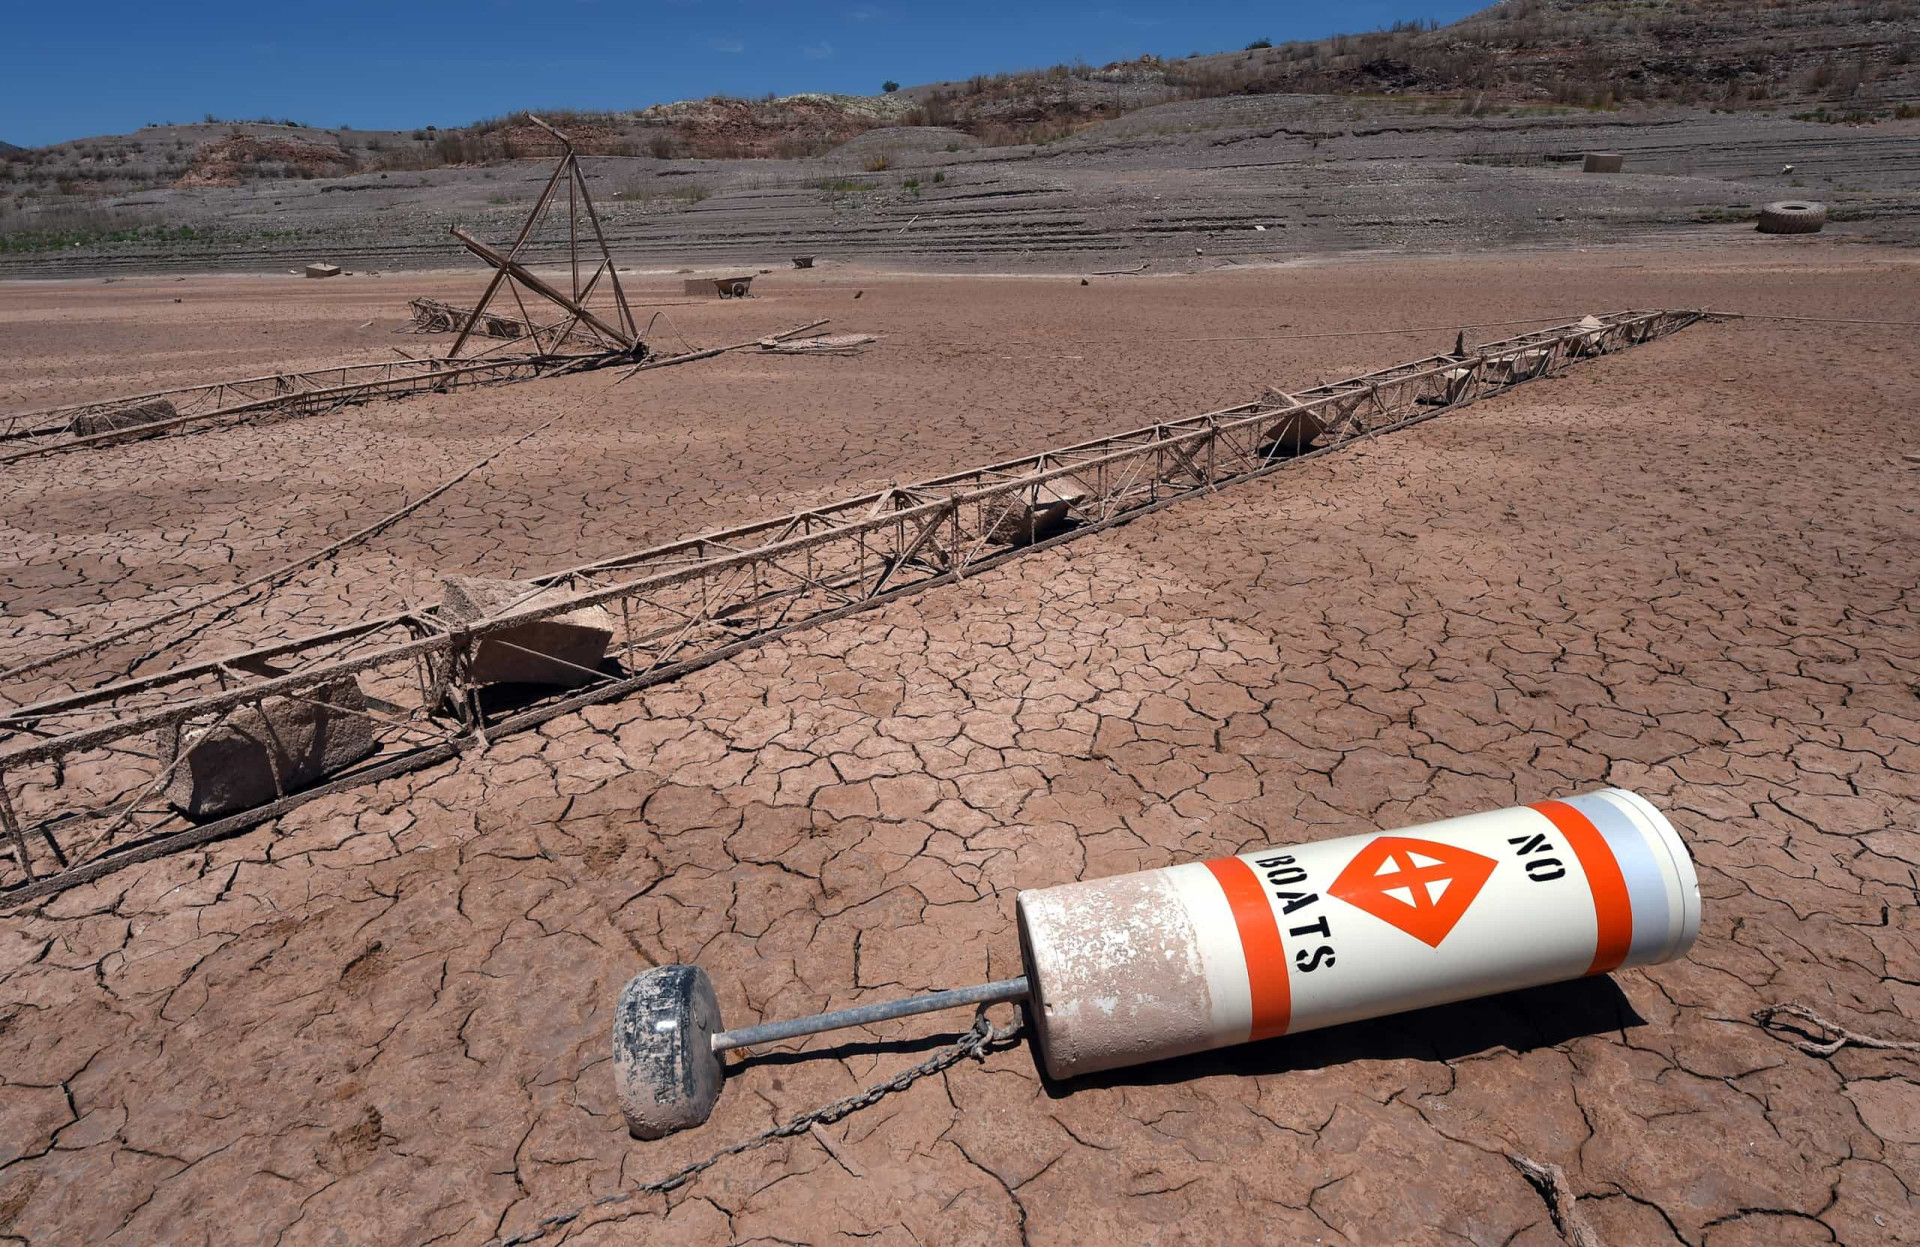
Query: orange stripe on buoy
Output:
[[1530, 800, 1634, 975], [1203, 857, 1292, 1040]]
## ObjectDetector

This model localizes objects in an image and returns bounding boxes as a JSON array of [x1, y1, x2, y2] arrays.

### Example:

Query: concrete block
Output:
[[442, 576, 615, 688], [157, 678, 377, 818], [986, 474, 1090, 544], [1260, 407, 1326, 455], [1583, 152, 1624, 173], [306, 262, 342, 278], [72, 399, 178, 437]]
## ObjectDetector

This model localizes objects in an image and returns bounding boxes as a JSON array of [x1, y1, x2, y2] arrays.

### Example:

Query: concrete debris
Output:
[[985, 473, 1090, 545], [72, 398, 178, 437], [441, 576, 615, 688], [1260, 406, 1326, 454], [157, 678, 376, 818]]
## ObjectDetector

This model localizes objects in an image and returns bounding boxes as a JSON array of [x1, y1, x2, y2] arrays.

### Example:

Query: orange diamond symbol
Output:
[[1328, 836, 1498, 948]]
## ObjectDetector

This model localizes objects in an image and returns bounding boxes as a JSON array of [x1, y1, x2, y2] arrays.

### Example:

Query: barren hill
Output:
[[2, 0, 1917, 272], [1171, 0, 1920, 107]]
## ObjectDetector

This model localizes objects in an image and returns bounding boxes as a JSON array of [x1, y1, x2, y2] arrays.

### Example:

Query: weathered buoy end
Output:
[[614, 965, 725, 1140]]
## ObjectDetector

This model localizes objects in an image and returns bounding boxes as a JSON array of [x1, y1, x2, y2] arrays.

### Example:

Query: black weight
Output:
[[613, 964, 725, 1139]]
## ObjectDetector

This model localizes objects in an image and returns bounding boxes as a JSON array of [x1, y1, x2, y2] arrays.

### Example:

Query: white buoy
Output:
[[615, 788, 1701, 1134], [1015, 787, 1699, 1079]]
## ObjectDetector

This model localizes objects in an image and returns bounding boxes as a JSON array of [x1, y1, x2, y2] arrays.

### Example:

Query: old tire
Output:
[[1757, 201, 1827, 234]]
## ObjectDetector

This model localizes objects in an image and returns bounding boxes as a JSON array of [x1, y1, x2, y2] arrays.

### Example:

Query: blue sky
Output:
[[0, 2, 1483, 148]]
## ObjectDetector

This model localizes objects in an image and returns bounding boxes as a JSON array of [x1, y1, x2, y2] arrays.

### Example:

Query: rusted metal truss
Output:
[[0, 310, 1700, 906], [0, 349, 616, 463], [408, 297, 531, 339], [2, 117, 643, 466], [443, 115, 639, 359]]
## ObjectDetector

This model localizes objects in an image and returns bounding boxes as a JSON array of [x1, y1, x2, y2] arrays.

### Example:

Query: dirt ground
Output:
[[0, 247, 1917, 1246]]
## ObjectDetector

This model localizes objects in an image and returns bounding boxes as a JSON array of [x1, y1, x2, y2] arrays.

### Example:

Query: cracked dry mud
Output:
[[0, 250, 1917, 1246]]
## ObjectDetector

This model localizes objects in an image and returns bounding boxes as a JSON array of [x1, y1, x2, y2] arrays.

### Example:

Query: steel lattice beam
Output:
[[0, 350, 617, 463], [0, 310, 1701, 906]]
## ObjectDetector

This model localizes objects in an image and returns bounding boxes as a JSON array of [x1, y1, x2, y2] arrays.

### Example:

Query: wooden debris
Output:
[[1507, 1153, 1602, 1247], [1754, 1002, 1920, 1057], [758, 332, 874, 356]]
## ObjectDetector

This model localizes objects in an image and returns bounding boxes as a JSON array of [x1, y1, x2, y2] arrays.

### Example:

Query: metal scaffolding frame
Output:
[[0, 349, 607, 463], [1, 116, 642, 466], [0, 309, 1700, 906]]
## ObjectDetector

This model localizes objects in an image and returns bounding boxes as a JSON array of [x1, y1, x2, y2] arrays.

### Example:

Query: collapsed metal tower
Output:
[[0, 310, 1699, 906], [442, 115, 640, 359], [0, 116, 643, 464]]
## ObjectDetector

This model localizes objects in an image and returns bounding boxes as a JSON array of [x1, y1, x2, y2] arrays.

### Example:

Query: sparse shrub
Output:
[[1246, 38, 1272, 50], [0, 205, 201, 253], [864, 153, 891, 171], [882, 80, 900, 93], [932, 170, 945, 182], [614, 178, 710, 205]]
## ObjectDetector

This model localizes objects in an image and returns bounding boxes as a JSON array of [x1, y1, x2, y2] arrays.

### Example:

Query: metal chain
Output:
[[490, 1008, 1024, 1247]]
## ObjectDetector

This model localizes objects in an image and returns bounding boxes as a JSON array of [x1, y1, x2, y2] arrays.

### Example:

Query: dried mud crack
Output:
[[0, 253, 1915, 1246]]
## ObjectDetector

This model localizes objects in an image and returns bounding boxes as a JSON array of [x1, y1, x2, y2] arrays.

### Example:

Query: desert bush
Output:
[[0, 203, 199, 252], [615, 180, 710, 205]]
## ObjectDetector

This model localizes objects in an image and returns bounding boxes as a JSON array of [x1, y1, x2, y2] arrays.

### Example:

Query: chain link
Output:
[[490, 1008, 1023, 1246]]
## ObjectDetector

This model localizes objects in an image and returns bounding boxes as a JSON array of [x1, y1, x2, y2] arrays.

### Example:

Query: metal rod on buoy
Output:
[[710, 977, 1031, 1054]]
